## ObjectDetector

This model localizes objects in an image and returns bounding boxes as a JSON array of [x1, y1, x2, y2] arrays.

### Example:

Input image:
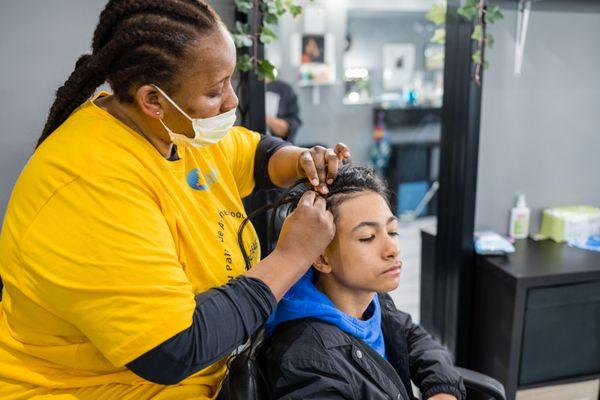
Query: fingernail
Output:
[[327, 179, 333, 185], [311, 179, 319, 186], [321, 186, 329, 194]]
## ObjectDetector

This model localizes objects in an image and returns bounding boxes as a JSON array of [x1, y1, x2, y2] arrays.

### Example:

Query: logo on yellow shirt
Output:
[[186, 168, 218, 191]]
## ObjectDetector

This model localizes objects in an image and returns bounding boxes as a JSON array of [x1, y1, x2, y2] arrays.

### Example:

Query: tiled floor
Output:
[[388, 216, 437, 324]]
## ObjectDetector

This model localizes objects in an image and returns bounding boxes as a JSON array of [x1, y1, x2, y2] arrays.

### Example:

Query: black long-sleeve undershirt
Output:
[[126, 134, 289, 384], [127, 276, 276, 384]]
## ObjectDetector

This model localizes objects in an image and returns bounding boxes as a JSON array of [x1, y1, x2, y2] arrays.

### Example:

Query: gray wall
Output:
[[475, 6, 600, 235], [268, 1, 433, 166], [0, 0, 235, 222]]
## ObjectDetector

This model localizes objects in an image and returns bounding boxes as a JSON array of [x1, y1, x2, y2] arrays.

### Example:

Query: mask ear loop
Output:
[[151, 84, 194, 122]]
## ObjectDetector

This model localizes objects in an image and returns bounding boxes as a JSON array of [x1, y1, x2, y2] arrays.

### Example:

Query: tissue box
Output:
[[539, 206, 600, 243]]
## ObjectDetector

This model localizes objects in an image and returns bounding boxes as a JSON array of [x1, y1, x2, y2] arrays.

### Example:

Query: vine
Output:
[[232, 0, 305, 80], [427, 0, 503, 85]]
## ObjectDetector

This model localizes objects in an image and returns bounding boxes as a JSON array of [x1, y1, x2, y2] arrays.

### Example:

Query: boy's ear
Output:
[[312, 255, 332, 274]]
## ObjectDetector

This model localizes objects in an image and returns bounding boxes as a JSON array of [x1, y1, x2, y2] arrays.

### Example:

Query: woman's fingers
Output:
[[298, 190, 317, 208], [325, 148, 339, 185], [299, 143, 352, 192], [311, 147, 327, 191], [299, 151, 319, 187], [314, 194, 327, 212], [334, 142, 351, 159]]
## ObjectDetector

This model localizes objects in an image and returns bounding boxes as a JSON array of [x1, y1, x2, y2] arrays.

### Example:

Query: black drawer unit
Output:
[[469, 239, 600, 400]]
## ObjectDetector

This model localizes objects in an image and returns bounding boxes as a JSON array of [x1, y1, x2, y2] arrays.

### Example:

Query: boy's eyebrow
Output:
[[352, 216, 398, 232]]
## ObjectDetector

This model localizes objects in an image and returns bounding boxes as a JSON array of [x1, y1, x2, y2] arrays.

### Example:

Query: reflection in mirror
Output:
[[264, 1, 445, 322], [343, 9, 443, 108]]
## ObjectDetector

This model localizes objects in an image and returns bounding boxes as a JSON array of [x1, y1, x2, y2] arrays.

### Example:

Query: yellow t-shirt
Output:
[[0, 93, 261, 399]]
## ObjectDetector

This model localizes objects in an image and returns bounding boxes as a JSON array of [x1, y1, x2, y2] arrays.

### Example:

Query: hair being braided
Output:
[[237, 164, 390, 269], [37, 0, 221, 148]]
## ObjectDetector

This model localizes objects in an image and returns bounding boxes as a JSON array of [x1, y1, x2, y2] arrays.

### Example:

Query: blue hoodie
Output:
[[265, 269, 387, 359]]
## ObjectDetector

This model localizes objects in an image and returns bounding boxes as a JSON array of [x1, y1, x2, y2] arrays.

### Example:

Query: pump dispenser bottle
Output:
[[509, 194, 530, 239]]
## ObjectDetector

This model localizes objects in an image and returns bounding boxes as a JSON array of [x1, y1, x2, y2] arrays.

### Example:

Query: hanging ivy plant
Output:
[[233, 0, 305, 80], [426, 0, 503, 85]]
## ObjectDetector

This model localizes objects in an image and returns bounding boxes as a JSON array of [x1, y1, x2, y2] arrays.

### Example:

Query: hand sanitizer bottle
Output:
[[509, 194, 530, 239]]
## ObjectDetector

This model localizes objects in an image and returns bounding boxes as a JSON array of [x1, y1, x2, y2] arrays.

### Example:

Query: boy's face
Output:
[[319, 192, 402, 293]]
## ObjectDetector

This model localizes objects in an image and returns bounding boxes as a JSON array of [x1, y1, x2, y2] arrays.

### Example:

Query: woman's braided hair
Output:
[[37, 0, 221, 148]]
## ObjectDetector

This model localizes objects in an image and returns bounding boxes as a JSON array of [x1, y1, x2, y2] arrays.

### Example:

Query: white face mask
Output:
[[153, 85, 237, 148]]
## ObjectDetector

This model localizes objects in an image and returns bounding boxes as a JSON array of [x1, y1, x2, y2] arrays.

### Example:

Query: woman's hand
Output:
[[296, 143, 351, 195], [246, 191, 335, 300], [275, 191, 335, 266]]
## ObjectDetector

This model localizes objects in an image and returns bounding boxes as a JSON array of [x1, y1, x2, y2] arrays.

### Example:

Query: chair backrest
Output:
[[218, 329, 270, 400]]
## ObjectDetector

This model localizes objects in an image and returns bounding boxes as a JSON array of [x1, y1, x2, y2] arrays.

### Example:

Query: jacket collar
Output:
[[305, 318, 411, 400]]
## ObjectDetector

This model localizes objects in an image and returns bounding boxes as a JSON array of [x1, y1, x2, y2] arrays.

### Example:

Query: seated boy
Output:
[[263, 165, 465, 400]]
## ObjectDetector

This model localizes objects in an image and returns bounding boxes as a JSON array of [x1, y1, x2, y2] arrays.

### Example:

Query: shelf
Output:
[[375, 106, 442, 127]]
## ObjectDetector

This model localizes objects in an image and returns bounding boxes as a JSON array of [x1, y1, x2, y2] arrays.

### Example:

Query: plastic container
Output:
[[509, 194, 530, 239]]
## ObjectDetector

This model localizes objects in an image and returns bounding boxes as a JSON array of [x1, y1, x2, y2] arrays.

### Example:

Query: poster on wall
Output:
[[383, 43, 415, 90], [301, 35, 325, 64], [291, 33, 336, 85]]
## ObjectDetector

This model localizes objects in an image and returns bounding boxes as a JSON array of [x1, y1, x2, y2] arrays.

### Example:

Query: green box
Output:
[[539, 206, 600, 243]]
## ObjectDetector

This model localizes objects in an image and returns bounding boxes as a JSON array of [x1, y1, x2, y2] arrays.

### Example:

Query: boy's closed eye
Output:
[[358, 231, 399, 242], [354, 217, 399, 243]]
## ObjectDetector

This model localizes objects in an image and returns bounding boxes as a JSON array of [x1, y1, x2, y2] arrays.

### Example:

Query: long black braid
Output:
[[37, 0, 221, 148], [237, 164, 390, 270]]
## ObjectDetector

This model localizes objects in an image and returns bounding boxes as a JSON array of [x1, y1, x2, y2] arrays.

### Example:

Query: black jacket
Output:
[[264, 293, 466, 400]]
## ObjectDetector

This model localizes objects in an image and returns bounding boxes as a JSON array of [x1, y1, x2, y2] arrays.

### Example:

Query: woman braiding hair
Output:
[[0, 1, 351, 398]]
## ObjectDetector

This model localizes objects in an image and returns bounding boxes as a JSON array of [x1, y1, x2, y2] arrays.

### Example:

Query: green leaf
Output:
[[237, 54, 253, 72], [464, 0, 478, 7], [282, 0, 301, 16], [485, 5, 504, 23], [430, 28, 446, 45], [232, 33, 253, 48], [457, 5, 478, 20], [257, 59, 276, 80], [262, 0, 284, 16], [471, 25, 483, 41], [472, 49, 482, 64], [266, 1, 278, 15], [234, 0, 253, 14], [425, 2, 446, 26], [260, 26, 278, 44], [275, 0, 286, 15], [289, 4, 303, 18], [234, 21, 251, 35], [482, 59, 490, 69], [486, 33, 495, 49], [264, 13, 279, 24]]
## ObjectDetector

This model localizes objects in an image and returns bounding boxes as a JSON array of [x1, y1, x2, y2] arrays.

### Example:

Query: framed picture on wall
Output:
[[301, 34, 325, 64], [291, 33, 336, 85], [383, 43, 415, 90]]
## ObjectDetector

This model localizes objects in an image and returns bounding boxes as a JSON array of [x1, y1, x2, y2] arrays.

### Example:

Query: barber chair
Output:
[[218, 329, 506, 400]]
